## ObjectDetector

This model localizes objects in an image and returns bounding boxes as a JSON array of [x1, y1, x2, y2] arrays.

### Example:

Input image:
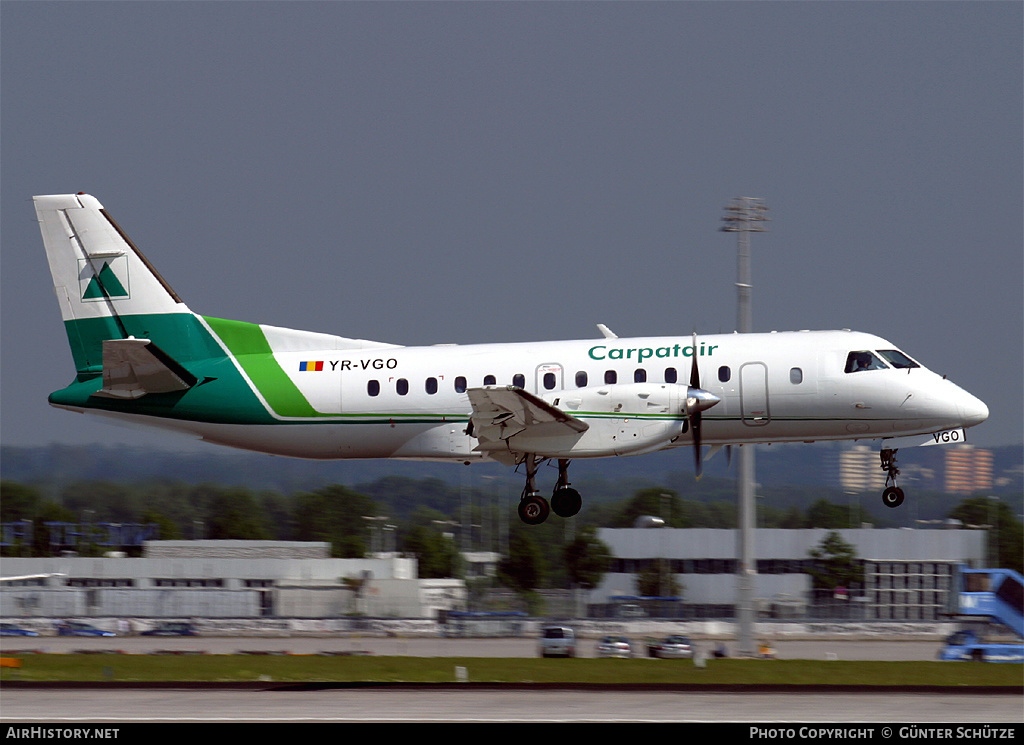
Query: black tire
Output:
[[518, 494, 550, 525], [551, 487, 582, 518], [882, 486, 905, 508]]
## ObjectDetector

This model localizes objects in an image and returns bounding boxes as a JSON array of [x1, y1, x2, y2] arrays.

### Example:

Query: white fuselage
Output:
[[94, 328, 987, 462]]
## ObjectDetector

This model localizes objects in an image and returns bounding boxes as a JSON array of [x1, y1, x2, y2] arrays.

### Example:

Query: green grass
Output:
[[2, 654, 1021, 686]]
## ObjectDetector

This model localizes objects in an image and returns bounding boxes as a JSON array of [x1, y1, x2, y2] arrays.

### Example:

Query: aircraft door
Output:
[[740, 362, 770, 426], [536, 363, 564, 393]]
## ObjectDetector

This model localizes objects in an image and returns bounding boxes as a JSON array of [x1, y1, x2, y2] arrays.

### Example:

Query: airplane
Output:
[[33, 193, 990, 524]]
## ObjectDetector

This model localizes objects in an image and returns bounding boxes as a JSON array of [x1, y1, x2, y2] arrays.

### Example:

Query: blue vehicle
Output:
[[939, 568, 1023, 663], [141, 622, 196, 636], [55, 621, 115, 637], [0, 623, 38, 637], [939, 629, 1024, 663]]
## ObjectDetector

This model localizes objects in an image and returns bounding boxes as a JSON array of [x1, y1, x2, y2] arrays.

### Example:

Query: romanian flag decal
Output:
[[299, 361, 324, 372]]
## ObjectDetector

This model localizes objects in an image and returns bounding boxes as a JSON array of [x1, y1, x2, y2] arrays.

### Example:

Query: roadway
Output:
[[1, 634, 950, 660]]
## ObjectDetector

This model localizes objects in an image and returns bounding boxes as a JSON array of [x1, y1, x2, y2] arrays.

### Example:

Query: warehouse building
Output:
[[591, 527, 987, 620]]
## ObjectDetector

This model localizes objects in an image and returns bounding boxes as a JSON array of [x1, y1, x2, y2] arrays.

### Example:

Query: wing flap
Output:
[[466, 386, 588, 449], [91, 338, 197, 399]]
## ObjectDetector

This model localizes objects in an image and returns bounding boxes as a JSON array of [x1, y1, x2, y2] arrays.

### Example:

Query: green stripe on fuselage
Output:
[[202, 316, 327, 419]]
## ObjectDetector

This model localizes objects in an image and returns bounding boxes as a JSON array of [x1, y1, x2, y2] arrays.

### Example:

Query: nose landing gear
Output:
[[880, 448, 905, 508]]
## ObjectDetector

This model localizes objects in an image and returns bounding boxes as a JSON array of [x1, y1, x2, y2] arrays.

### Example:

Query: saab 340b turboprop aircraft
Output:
[[34, 193, 989, 524]]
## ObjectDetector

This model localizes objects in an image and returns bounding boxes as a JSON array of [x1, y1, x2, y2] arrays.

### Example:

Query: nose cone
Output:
[[958, 392, 989, 428], [686, 387, 721, 414]]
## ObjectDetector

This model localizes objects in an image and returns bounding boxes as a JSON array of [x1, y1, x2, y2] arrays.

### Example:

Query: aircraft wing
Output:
[[466, 386, 589, 458], [91, 338, 197, 400]]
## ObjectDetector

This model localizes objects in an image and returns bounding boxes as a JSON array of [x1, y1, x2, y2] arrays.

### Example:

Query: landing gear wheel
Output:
[[879, 449, 905, 509], [518, 494, 550, 525], [551, 487, 582, 518], [882, 486, 905, 508]]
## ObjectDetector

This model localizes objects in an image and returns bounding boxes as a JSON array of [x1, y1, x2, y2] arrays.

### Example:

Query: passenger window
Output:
[[790, 368, 803, 385], [367, 380, 380, 397], [634, 368, 647, 383], [718, 366, 731, 383], [605, 370, 617, 384], [543, 372, 557, 390], [665, 367, 677, 384], [575, 371, 588, 387], [483, 375, 496, 386], [455, 376, 467, 393], [396, 378, 409, 396], [426, 377, 438, 394], [845, 351, 887, 373], [512, 373, 525, 388]]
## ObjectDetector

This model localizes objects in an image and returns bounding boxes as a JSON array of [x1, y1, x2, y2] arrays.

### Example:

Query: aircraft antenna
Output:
[[721, 197, 769, 658]]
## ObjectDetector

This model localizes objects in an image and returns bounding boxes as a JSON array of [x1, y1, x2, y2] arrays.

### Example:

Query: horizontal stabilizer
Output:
[[92, 338, 197, 400]]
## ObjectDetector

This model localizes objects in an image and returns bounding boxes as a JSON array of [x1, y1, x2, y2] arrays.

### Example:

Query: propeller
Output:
[[685, 332, 721, 478]]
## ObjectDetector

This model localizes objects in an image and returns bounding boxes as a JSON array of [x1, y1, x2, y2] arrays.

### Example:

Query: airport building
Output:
[[590, 527, 987, 621], [1, 528, 987, 623], [0, 540, 466, 620]]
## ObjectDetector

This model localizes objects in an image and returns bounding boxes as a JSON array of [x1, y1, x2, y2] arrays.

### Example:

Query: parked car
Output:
[[0, 623, 38, 637], [595, 634, 632, 658], [141, 622, 197, 636], [646, 635, 693, 659], [55, 621, 115, 637], [538, 625, 576, 658]]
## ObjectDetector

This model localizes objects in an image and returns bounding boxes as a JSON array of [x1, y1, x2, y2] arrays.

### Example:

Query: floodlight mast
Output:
[[721, 197, 769, 334], [721, 197, 769, 658]]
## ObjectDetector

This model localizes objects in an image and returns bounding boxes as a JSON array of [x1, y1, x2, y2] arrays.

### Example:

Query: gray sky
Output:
[[2, 1, 1021, 451]]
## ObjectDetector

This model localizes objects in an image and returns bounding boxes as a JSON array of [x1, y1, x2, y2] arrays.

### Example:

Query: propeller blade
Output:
[[689, 332, 703, 478], [689, 332, 700, 388], [692, 406, 703, 478], [684, 333, 723, 478]]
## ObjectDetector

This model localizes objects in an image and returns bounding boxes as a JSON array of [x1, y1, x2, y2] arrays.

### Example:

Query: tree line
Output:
[[2, 477, 1020, 584]]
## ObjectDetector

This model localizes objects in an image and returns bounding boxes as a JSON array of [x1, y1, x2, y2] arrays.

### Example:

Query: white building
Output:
[[591, 527, 987, 620], [0, 540, 466, 620]]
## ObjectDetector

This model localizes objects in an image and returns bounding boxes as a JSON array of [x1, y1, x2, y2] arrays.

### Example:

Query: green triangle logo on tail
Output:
[[82, 260, 129, 300]]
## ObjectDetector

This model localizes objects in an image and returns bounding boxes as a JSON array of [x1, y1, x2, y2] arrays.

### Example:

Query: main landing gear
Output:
[[880, 448, 905, 508], [517, 456, 582, 525]]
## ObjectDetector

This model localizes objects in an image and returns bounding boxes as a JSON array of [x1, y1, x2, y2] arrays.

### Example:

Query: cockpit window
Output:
[[845, 351, 888, 373], [877, 349, 920, 370]]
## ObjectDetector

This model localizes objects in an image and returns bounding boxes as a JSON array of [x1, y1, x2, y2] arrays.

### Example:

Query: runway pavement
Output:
[[2, 687, 1021, 723]]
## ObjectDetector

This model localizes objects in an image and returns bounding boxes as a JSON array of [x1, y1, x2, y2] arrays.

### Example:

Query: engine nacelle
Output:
[[505, 383, 700, 458]]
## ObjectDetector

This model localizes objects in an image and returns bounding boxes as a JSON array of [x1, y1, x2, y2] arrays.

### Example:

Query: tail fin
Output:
[[37, 194, 400, 422], [34, 193, 192, 377]]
